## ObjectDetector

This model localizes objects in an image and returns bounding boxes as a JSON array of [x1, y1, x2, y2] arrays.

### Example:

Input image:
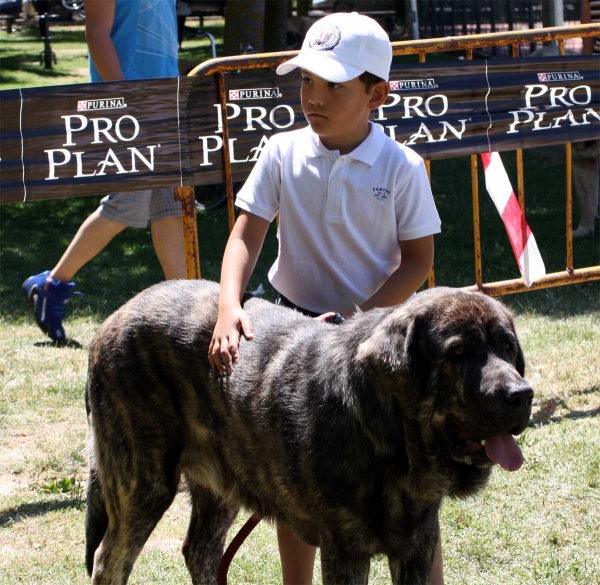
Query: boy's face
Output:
[[300, 70, 389, 154]]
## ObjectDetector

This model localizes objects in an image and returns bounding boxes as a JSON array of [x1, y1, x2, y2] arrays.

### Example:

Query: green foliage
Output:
[[38, 476, 82, 495]]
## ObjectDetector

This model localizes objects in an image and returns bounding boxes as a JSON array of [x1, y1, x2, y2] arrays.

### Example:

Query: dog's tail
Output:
[[85, 420, 108, 576]]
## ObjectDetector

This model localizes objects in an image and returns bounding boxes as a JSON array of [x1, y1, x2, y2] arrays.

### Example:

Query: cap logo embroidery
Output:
[[308, 24, 341, 51]]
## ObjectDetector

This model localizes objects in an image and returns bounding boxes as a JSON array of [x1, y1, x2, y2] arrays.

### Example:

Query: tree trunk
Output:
[[541, 0, 564, 27], [541, 0, 564, 48], [264, 0, 289, 52], [224, 0, 265, 56], [296, 0, 310, 17]]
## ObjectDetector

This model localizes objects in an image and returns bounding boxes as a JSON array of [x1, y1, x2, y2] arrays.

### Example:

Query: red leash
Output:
[[216, 514, 261, 585]]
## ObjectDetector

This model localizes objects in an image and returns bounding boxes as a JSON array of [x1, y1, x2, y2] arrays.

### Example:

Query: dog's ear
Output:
[[515, 335, 526, 377], [356, 309, 422, 373], [503, 306, 526, 377]]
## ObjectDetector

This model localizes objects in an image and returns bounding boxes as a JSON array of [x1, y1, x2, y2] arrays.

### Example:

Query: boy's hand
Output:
[[314, 312, 346, 325], [209, 306, 254, 376], [313, 312, 336, 323]]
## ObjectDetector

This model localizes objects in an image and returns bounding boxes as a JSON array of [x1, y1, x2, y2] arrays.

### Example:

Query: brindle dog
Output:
[[85, 280, 533, 585]]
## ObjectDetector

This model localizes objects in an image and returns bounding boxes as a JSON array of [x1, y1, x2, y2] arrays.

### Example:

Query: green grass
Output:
[[0, 311, 598, 585], [1, 19, 600, 585]]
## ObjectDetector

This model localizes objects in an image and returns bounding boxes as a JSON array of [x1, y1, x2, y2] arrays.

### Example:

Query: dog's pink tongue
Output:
[[484, 435, 524, 471]]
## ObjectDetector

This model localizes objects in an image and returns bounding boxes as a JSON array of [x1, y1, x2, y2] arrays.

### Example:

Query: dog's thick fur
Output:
[[85, 280, 533, 584]]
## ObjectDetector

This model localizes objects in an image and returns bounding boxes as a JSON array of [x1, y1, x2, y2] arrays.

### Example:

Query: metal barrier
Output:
[[186, 23, 600, 296]]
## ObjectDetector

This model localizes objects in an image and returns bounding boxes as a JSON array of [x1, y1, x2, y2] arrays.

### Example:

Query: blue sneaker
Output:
[[23, 271, 75, 343]]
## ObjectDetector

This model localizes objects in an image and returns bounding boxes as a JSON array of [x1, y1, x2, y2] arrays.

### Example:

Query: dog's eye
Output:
[[454, 347, 465, 356]]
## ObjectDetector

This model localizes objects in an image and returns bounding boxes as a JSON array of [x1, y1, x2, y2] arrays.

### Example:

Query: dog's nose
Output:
[[504, 383, 534, 409]]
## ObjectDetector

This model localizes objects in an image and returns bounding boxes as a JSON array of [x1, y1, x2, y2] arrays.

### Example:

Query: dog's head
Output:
[[356, 288, 533, 484]]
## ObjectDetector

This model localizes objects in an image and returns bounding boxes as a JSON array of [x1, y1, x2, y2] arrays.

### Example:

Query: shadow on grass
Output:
[[33, 339, 84, 349], [561, 407, 600, 421], [0, 60, 79, 84], [531, 406, 600, 426], [0, 496, 84, 528], [531, 386, 600, 425], [2, 26, 87, 45]]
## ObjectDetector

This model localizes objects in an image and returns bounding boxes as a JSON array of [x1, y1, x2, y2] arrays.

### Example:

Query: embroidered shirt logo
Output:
[[373, 187, 390, 202], [77, 97, 127, 111], [308, 24, 341, 51]]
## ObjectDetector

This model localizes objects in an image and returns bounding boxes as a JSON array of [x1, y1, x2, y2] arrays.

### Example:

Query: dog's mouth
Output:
[[453, 425, 525, 472]]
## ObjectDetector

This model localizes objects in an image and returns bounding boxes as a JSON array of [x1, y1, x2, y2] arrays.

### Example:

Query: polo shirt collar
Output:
[[348, 122, 386, 166], [305, 126, 331, 158], [304, 121, 385, 167]]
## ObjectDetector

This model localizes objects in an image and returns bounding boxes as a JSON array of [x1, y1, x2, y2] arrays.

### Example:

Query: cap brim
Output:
[[276, 53, 363, 83]]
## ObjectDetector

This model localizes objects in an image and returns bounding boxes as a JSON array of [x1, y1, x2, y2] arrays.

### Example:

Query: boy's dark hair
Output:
[[358, 71, 385, 92]]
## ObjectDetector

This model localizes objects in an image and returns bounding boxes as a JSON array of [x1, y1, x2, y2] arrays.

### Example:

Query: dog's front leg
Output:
[[388, 535, 437, 585], [320, 542, 370, 585]]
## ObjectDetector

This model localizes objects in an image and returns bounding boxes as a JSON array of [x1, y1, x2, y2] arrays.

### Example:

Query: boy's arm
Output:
[[209, 210, 270, 375], [359, 235, 434, 312], [85, 0, 124, 81]]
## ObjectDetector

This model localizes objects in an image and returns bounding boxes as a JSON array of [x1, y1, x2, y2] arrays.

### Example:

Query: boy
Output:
[[209, 12, 443, 585]]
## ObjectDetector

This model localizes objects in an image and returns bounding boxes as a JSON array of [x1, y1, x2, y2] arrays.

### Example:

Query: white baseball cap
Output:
[[276, 12, 392, 83]]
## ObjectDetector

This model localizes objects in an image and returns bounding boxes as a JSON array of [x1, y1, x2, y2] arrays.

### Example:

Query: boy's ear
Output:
[[368, 81, 390, 111]]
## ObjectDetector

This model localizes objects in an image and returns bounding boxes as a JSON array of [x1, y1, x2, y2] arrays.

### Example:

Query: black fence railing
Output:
[[417, 0, 583, 56]]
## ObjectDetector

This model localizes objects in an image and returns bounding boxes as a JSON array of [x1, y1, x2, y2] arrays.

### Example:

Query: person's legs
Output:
[[277, 517, 442, 585], [23, 207, 127, 342], [25, 188, 185, 340], [51, 210, 127, 282], [277, 523, 317, 585], [24, 192, 146, 342], [150, 216, 186, 280], [431, 527, 444, 585], [572, 149, 599, 237], [22, 271, 75, 343], [149, 189, 185, 280]]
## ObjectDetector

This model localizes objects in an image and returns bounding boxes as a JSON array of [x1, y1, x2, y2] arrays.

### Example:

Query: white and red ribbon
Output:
[[481, 152, 546, 287]]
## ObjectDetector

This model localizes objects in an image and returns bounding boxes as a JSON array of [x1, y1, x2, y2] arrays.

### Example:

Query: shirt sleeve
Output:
[[395, 153, 441, 241], [235, 137, 281, 222]]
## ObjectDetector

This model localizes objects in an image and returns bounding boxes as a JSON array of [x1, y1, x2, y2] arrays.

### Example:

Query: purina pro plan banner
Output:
[[1, 56, 598, 203]]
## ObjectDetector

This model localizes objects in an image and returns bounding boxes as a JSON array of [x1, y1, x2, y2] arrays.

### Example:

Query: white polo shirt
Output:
[[236, 122, 441, 314]]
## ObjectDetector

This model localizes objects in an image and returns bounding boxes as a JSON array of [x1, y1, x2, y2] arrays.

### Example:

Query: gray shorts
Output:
[[98, 189, 182, 228]]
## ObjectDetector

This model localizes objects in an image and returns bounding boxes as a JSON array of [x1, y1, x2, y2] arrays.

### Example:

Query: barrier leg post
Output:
[[174, 186, 201, 280]]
